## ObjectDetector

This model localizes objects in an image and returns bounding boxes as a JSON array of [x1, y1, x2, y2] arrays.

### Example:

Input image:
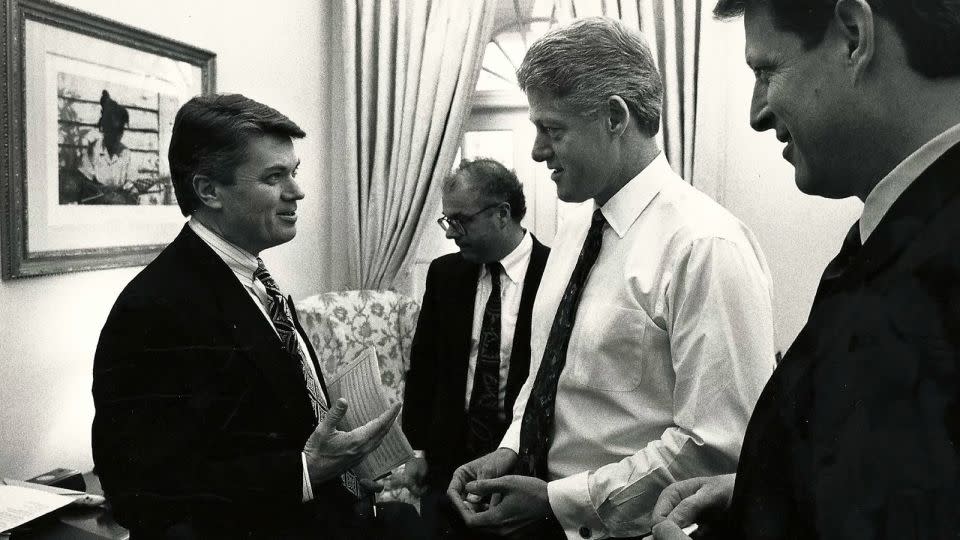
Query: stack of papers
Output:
[[0, 479, 104, 533], [0, 483, 73, 532], [326, 347, 415, 480]]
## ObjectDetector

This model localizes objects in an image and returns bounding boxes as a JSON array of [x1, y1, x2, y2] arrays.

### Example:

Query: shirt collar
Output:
[[188, 218, 260, 287], [480, 230, 533, 285], [861, 122, 960, 243], [599, 152, 673, 238]]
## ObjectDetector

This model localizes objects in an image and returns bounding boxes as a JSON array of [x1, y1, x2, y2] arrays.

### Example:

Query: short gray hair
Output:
[[444, 158, 527, 221], [516, 17, 664, 135]]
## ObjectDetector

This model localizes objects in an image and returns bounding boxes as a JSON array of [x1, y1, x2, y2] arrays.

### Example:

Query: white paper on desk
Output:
[[326, 347, 414, 480], [2, 479, 83, 496], [0, 485, 73, 532]]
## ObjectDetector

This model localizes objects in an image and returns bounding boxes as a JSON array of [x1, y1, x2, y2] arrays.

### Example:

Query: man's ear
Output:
[[834, 0, 875, 81], [606, 96, 631, 136], [192, 174, 223, 210]]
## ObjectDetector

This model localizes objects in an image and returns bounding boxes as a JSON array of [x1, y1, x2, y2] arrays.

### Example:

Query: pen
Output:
[[640, 522, 699, 538]]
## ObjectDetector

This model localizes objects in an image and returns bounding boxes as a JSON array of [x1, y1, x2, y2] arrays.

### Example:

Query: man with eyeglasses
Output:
[[402, 158, 550, 538]]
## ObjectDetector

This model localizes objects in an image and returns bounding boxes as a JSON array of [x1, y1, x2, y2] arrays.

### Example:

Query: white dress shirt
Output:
[[188, 218, 322, 502], [499, 154, 776, 539], [464, 231, 534, 415], [861, 122, 960, 243]]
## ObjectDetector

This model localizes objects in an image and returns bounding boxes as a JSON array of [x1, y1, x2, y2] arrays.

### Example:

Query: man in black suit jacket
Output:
[[401, 158, 549, 537], [652, 1, 960, 538], [92, 94, 404, 539]]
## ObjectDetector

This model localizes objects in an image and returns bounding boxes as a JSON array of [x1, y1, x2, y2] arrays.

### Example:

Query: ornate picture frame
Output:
[[1, 0, 215, 278]]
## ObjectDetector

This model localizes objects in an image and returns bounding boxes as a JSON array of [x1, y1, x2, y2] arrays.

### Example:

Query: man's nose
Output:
[[531, 132, 552, 163], [283, 178, 305, 200], [749, 82, 773, 133]]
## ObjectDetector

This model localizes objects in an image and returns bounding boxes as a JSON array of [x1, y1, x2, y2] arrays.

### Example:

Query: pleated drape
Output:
[[329, 0, 498, 291]]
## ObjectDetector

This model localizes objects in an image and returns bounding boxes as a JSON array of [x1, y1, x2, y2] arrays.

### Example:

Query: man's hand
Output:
[[652, 520, 694, 540], [652, 474, 735, 528], [397, 455, 429, 496], [456, 475, 552, 536], [446, 448, 517, 509], [303, 398, 401, 486]]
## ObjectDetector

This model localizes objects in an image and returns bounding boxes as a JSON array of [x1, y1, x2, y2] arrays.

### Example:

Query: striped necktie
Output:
[[254, 258, 361, 498]]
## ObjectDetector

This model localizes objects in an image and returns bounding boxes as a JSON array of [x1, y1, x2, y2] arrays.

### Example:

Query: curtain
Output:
[[619, 0, 702, 181], [326, 0, 498, 291]]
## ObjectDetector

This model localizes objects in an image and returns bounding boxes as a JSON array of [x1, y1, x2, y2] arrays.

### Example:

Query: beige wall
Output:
[[0, 0, 331, 478]]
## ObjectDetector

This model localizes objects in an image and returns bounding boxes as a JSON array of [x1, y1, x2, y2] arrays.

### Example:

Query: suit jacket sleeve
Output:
[[92, 290, 305, 528], [402, 260, 442, 451]]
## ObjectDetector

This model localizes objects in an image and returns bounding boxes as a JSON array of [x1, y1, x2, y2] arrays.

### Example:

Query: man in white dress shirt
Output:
[[447, 17, 776, 540]]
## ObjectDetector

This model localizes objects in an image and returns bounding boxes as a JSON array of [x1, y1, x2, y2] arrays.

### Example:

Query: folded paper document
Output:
[[0, 483, 73, 533], [326, 347, 414, 480]]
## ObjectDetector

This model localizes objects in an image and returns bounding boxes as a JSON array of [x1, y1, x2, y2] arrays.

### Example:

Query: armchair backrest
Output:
[[295, 290, 421, 405]]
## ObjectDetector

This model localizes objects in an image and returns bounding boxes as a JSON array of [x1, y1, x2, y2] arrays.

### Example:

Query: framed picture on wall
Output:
[[1, 0, 215, 279]]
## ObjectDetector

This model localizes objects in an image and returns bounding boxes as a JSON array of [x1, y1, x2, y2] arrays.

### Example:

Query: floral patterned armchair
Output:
[[295, 289, 421, 505]]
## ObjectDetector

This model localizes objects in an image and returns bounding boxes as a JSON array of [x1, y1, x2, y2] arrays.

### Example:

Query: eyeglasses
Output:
[[437, 202, 504, 235]]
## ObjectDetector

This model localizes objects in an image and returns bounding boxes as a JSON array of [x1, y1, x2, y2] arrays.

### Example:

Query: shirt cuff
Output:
[[301, 452, 314, 502], [548, 471, 607, 540], [499, 420, 521, 452]]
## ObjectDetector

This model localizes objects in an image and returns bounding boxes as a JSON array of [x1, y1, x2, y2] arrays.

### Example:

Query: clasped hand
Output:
[[650, 473, 735, 539], [303, 398, 401, 492], [446, 449, 553, 536], [397, 455, 429, 496]]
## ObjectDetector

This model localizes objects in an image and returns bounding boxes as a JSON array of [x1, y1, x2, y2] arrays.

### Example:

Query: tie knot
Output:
[[590, 209, 606, 232], [486, 262, 502, 293], [254, 257, 280, 295], [587, 209, 606, 244]]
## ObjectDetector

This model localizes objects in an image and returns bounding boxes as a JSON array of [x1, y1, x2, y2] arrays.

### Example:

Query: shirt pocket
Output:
[[568, 303, 648, 392]]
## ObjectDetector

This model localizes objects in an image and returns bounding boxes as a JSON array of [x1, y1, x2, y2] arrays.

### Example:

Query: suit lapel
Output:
[[743, 142, 960, 466], [180, 227, 317, 426], [505, 236, 549, 412], [854, 143, 960, 282], [449, 256, 481, 396], [289, 295, 331, 403]]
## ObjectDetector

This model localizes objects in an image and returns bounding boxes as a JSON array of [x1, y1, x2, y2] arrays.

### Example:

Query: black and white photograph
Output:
[[57, 74, 179, 207], [1, 0, 958, 538]]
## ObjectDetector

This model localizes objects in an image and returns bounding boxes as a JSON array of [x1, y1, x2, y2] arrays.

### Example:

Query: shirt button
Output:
[[579, 526, 591, 538]]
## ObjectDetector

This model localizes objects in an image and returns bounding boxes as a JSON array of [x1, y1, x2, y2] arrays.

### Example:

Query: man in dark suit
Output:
[[92, 94, 406, 539], [401, 158, 549, 537], [652, 1, 960, 538]]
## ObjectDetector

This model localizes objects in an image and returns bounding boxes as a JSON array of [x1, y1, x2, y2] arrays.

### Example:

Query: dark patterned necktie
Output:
[[812, 220, 862, 307], [254, 258, 361, 498], [466, 262, 504, 457], [516, 209, 606, 479]]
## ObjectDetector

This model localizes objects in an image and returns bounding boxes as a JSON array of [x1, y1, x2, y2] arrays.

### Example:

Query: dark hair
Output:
[[168, 93, 306, 216], [97, 90, 129, 131], [714, 0, 960, 77], [445, 158, 527, 221], [516, 17, 663, 136]]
